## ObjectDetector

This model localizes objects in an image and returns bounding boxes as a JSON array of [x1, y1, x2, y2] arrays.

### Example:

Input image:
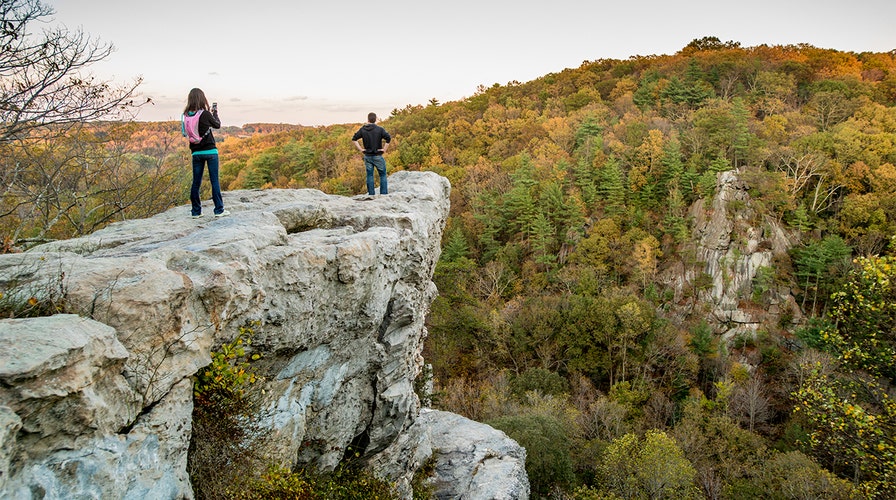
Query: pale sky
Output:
[[44, 0, 896, 127]]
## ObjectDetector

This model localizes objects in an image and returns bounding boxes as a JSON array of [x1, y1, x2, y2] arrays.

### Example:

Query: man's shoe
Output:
[[214, 210, 231, 217], [192, 214, 202, 219]]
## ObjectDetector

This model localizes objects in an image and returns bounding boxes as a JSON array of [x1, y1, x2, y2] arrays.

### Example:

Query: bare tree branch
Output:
[[0, 0, 144, 144]]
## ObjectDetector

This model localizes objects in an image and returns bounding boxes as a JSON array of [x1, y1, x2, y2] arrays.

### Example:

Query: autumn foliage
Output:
[[6, 35, 896, 497]]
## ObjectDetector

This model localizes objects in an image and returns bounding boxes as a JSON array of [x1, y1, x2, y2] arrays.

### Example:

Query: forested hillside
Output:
[[3, 36, 895, 498]]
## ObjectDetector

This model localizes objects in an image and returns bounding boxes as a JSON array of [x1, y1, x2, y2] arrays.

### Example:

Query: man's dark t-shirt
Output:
[[352, 123, 392, 155]]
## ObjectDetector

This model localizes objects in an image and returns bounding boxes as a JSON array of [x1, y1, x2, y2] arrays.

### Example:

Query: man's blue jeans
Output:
[[363, 154, 388, 195], [191, 153, 224, 216]]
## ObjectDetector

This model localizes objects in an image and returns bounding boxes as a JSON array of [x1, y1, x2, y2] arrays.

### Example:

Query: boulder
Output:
[[419, 409, 529, 500], [369, 409, 530, 500]]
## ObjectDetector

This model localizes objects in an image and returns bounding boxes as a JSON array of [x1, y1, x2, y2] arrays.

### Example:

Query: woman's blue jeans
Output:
[[191, 153, 224, 216], [363, 154, 388, 195]]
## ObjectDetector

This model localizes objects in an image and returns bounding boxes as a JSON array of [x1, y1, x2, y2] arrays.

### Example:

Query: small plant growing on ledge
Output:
[[193, 324, 262, 406], [237, 462, 398, 500], [188, 323, 266, 499], [188, 324, 403, 499]]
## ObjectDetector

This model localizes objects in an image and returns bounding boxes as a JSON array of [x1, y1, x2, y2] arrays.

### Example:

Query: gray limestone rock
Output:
[[368, 409, 530, 500], [0, 315, 135, 457], [0, 172, 528, 499], [419, 409, 529, 500], [663, 169, 800, 339]]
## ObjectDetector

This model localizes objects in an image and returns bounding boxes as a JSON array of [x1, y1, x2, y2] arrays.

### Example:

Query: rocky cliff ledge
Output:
[[664, 169, 800, 339], [0, 171, 529, 499]]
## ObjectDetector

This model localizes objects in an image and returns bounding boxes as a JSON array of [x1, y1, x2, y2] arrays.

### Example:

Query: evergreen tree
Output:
[[473, 191, 504, 262], [503, 157, 539, 238], [598, 157, 627, 214], [730, 97, 754, 167], [573, 157, 599, 209], [660, 138, 685, 193], [530, 212, 558, 271], [792, 235, 852, 314], [441, 226, 471, 263], [574, 116, 604, 158], [540, 180, 584, 244], [682, 59, 714, 106]]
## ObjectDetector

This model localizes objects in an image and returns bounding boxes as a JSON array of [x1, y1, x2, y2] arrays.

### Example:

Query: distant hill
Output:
[[238, 123, 306, 135]]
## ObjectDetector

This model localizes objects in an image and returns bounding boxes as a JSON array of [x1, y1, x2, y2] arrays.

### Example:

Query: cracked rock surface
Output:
[[0, 172, 524, 499]]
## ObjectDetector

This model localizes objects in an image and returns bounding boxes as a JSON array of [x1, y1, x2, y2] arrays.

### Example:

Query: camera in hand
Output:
[[212, 102, 217, 111]]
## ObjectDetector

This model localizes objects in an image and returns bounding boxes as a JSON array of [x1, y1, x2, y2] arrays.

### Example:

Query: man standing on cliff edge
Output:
[[352, 112, 392, 195]]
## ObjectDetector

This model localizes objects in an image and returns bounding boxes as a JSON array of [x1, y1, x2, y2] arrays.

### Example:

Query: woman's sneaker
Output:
[[215, 210, 231, 217]]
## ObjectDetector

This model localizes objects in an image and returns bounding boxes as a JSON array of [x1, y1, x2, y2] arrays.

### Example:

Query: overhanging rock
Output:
[[0, 171, 528, 499]]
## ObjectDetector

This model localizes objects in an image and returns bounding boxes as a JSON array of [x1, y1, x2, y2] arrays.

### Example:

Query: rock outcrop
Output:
[[0, 171, 529, 499], [368, 409, 530, 500], [419, 410, 529, 500], [664, 169, 800, 339]]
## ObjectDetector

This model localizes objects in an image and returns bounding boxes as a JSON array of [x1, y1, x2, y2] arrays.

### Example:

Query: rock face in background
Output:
[[0, 171, 529, 499], [664, 169, 800, 340]]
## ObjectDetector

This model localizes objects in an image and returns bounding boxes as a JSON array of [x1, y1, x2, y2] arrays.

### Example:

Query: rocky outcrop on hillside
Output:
[[665, 169, 800, 339], [0, 171, 529, 499]]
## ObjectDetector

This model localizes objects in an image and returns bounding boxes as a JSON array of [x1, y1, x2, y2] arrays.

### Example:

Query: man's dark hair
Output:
[[368, 112, 377, 123]]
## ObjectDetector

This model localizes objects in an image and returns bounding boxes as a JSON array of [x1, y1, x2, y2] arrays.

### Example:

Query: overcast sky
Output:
[[45, 0, 896, 127]]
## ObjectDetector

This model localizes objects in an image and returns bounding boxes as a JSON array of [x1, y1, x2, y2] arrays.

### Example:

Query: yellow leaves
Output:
[[795, 370, 896, 489], [632, 236, 660, 285], [728, 362, 751, 383], [759, 114, 789, 143], [193, 324, 263, 402], [869, 162, 896, 193], [543, 117, 574, 152]]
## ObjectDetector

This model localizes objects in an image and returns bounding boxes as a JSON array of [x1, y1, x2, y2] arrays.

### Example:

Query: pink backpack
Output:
[[182, 110, 209, 144]]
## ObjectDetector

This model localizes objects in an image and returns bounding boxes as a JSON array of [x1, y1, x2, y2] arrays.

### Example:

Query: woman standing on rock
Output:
[[182, 88, 229, 218]]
